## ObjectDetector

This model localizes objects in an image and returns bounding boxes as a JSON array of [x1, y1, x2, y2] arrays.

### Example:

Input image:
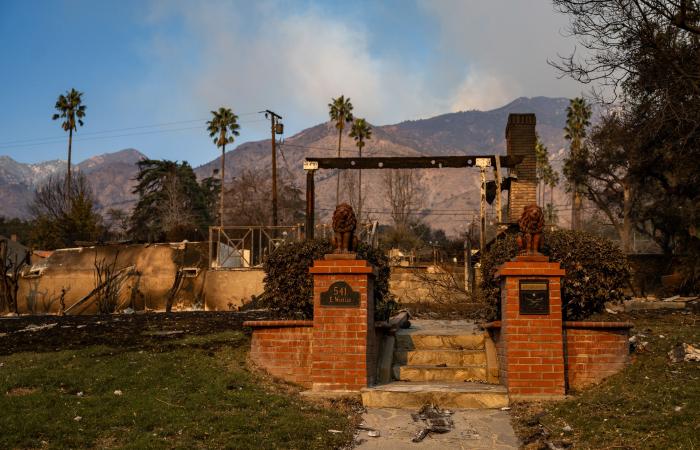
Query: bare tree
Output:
[[410, 262, 471, 303], [224, 168, 304, 226], [30, 172, 101, 249], [93, 251, 127, 314], [342, 171, 365, 220], [552, 0, 700, 104], [105, 208, 130, 241], [382, 169, 424, 228], [158, 174, 196, 237], [0, 239, 29, 314]]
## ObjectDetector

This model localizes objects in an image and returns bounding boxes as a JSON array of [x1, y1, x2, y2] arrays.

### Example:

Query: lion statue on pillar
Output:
[[332, 203, 359, 254], [517, 204, 545, 255]]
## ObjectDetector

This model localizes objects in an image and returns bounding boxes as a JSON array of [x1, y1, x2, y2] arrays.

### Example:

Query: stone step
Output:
[[393, 364, 488, 382], [361, 381, 508, 409], [394, 349, 487, 366], [395, 333, 485, 351]]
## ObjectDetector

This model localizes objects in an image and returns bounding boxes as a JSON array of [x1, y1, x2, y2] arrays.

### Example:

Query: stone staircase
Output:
[[362, 320, 508, 409]]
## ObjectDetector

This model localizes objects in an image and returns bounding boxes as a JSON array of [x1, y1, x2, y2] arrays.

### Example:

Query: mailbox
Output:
[[519, 280, 549, 315]]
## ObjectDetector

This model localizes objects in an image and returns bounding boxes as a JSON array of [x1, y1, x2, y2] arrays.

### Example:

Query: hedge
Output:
[[480, 229, 629, 320], [259, 239, 396, 320]]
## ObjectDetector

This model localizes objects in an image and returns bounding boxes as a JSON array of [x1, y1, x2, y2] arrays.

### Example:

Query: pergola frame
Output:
[[303, 154, 523, 241]]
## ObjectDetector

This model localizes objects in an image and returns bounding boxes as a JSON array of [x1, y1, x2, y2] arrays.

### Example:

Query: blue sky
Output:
[[0, 0, 583, 167]]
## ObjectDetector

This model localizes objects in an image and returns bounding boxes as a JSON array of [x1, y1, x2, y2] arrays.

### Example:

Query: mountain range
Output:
[[0, 97, 572, 235]]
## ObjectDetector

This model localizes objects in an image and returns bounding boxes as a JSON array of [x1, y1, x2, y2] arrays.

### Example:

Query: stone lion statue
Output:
[[332, 203, 358, 253], [517, 204, 545, 255]]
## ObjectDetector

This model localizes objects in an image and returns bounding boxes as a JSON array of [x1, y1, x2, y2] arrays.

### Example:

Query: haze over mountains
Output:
[[0, 97, 572, 234]]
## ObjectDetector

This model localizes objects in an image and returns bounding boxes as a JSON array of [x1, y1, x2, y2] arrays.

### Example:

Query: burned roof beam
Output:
[[304, 155, 523, 170]]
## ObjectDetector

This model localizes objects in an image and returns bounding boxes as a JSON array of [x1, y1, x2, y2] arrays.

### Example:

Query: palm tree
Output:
[[328, 95, 354, 205], [535, 136, 548, 206], [564, 97, 591, 230], [207, 107, 240, 227], [349, 118, 372, 221], [52, 88, 86, 194]]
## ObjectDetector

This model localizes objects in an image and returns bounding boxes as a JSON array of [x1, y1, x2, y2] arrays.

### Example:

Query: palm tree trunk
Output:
[[220, 144, 225, 227], [336, 126, 342, 205], [358, 143, 362, 222], [66, 128, 73, 196]]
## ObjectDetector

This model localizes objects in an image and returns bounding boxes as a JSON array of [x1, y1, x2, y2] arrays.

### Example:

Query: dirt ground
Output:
[[0, 310, 270, 355]]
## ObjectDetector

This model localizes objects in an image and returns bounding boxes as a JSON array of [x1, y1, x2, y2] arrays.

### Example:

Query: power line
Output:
[[0, 112, 262, 147], [0, 118, 267, 151]]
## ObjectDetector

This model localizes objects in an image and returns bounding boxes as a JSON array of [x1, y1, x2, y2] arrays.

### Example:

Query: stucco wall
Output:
[[14, 243, 265, 314], [203, 269, 265, 311]]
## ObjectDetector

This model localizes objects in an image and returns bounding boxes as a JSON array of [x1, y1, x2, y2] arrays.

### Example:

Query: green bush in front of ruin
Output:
[[480, 229, 629, 320]]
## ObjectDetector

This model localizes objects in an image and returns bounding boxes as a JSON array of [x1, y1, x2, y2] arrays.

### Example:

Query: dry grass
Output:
[[511, 310, 700, 450], [0, 331, 356, 449]]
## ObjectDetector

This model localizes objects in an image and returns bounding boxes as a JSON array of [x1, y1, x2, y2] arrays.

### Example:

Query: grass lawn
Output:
[[0, 330, 355, 449], [512, 310, 700, 450]]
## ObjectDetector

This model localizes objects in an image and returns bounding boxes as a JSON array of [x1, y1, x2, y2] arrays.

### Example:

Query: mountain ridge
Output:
[[0, 97, 571, 233]]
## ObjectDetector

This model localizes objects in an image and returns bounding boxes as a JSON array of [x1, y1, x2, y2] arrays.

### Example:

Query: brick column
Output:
[[496, 255, 566, 400], [309, 258, 375, 392], [506, 113, 537, 222]]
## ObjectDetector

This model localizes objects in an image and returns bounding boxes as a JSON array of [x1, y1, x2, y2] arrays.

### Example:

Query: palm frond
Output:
[[207, 106, 240, 148]]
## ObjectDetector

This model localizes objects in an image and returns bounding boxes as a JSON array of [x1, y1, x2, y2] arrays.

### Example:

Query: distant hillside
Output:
[[0, 149, 145, 218], [194, 96, 571, 234], [0, 97, 572, 233]]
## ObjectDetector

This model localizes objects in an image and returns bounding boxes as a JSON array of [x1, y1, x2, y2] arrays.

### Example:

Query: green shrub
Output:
[[480, 229, 629, 320], [357, 243, 398, 322], [260, 239, 395, 320]]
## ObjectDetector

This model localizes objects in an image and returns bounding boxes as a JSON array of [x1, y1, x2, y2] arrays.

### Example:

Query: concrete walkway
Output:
[[355, 408, 519, 450]]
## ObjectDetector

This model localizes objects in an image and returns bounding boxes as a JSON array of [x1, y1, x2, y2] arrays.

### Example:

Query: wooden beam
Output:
[[305, 155, 523, 170], [305, 169, 315, 240]]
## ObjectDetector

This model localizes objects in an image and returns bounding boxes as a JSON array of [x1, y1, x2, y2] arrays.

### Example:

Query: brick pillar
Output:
[[496, 255, 566, 400], [506, 113, 537, 222], [309, 257, 375, 392]]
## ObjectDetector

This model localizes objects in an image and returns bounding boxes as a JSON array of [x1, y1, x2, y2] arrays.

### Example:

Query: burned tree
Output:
[[63, 251, 134, 315], [93, 251, 127, 314], [0, 239, 29, 314], [30, 172, 102, 249], [223, 168, 304, 226]]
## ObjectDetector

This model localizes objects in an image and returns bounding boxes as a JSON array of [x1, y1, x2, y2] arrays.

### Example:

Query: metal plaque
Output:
[[320, 281, 360, 308], [519, 280, 549, 315], [303, 160, 319, 171], [475, 157, 492, 168]]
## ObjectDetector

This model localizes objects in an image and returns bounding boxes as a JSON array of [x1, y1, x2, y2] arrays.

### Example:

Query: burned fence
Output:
[[208, 225, 303, 269]]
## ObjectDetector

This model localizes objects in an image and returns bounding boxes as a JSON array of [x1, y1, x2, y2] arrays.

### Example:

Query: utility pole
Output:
[[262, 110, 283, 227]]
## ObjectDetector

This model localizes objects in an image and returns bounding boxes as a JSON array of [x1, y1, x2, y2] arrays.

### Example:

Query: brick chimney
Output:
[[506, 113, 537, 223]]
